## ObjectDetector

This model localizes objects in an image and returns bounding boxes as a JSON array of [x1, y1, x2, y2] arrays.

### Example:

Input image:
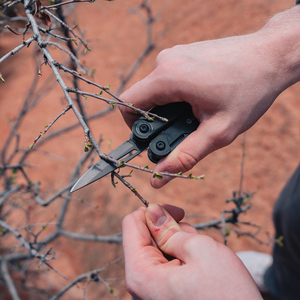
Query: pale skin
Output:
[[121, 5, 300, 300], [120, 6, 300, 189], [123, 204, 263, 300]]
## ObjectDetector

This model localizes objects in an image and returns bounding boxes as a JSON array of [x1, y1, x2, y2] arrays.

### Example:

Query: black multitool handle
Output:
[[132, 102, 189, 144], [148, 104, 199, 163], [131, 102, 199, 163], [70, 102, 199, 192]]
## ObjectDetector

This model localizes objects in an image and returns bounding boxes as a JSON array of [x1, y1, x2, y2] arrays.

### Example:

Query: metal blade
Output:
[[71, 140, 147, 192]]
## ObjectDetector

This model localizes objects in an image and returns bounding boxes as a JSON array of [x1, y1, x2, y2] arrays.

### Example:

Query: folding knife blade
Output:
[[71, 102, 199, 192], [70, 139, 147, 192]]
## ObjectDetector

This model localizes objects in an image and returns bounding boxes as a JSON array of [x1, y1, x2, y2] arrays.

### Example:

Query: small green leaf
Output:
[[145, 113, 154, 121], [72, 39, 78, 46], [111, 102, 116, 109], [143, 165, 149, 170], [177, 171, 183, 175], [242, 197, 249, 205], [87, 144, 93, 148], [84, 95, 88, 101], [45, 124, 49, 128], [84, 146, 89, 152], [188, 173, 198, 180], [98, 90, 103, 95], [29, 143, 34, 149], [225, 227, 230, 236], [105, 84, 111, 90], [42, 226, 47, 230], [0, 75, 5, 83], [153, 172, 163, 180], [112, 181, 118, 188], [277, 235, 284, 247]]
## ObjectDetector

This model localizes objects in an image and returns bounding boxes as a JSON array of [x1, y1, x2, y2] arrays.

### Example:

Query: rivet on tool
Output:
[[156, 141, 166, 151], [139, 123, 150, 133]]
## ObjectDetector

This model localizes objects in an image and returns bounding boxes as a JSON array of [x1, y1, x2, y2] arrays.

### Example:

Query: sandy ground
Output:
[[1, 0, 300, 299]]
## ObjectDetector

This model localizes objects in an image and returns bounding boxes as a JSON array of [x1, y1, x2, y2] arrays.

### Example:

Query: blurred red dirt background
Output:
[[1, 0, 300, 299]]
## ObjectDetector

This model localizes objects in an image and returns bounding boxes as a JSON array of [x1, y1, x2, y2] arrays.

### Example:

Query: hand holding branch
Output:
[[123, 204, 262, 300]]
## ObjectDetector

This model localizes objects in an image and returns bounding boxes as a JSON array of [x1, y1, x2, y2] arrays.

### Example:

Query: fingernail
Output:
[[147, 204, 167, 227], [151, 175, 172, 189]]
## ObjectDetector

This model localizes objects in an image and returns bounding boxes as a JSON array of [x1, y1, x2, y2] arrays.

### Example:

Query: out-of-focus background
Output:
[[1, 0, 300, 299]]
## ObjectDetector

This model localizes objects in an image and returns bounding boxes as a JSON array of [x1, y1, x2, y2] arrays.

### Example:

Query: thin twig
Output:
[[238, 133, 247, 197], [44, 8, 90, 51], [42, 0, 93, 10], [0, 220, 53, 261], [29, 105, 72, 149], [59, 229, 123, 244], [112, 171, 149, 207], [0, 36, 36, 64], [68, 88, 169, 121], [49, 256, 123, 300], [1, 260, 21, 300]]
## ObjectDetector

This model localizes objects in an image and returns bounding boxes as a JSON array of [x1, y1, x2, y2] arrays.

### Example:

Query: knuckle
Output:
[[209, 122, 236, 150], [175, 150, 199, 173], [157, 224, 181, 250], [156, 48, 172, 65]]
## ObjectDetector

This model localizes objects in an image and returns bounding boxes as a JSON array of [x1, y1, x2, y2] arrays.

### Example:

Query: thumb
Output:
[[119, 70, 181, 128], [145, 204, 193, 262], [151, 117, 233, 188]]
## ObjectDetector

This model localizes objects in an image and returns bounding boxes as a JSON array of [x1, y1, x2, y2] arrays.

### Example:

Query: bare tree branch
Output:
[[1, 260, 21, 300], [49, 256, 123, 300]]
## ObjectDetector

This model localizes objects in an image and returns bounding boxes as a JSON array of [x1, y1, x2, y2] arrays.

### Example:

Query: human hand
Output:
[[119, 12, 300, 188], [122, 204, 262, 300]]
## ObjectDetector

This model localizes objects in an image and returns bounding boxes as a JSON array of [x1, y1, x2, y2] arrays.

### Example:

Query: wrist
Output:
[[257, 6, 300, 92]]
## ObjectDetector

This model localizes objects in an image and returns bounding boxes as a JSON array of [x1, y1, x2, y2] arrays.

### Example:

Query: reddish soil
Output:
[[1, 0, 300, 299]]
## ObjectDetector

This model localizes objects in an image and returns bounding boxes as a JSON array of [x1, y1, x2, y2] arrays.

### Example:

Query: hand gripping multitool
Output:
[[71, 102, 199, 192]]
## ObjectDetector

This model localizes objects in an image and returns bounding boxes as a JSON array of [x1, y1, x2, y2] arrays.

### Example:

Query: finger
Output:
[[179, 222, 198, 234], [122, 207, 150, 251], [151, 116, 234, 188], [123, 207, 181, 299], [119, 68, 182, 128], [145, 204, 196, 262], [160, 205, 198, 235], [122, 207, 172, 267], [160, 204, 185, 222]]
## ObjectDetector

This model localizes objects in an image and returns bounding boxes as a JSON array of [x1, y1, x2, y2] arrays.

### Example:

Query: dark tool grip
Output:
[[132, 102, 187, 143], [147, 103, 199, 163], [131, 102, 199, 164]]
